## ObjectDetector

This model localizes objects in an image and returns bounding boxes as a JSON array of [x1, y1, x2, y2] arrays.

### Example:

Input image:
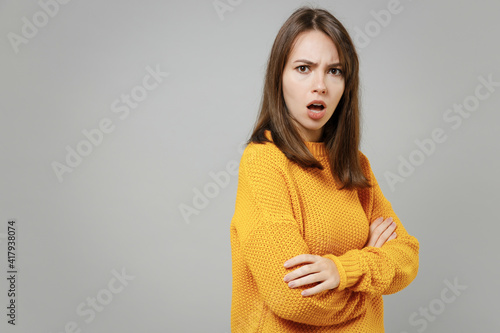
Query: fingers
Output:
[[366, 217, 384, 247], [284, 258, 320, 282], [370, 216, 385, 230], [283, 254, 316, 268], [388, 232, 397, 241], [300, 280, 327, 297], [374, 220, 397, 247], [283, 257, 339, 296], [286, 272, 324, 289], [366, 217, 398, 248]]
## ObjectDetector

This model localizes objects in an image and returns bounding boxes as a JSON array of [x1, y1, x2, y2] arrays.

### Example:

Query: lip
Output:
[[307, 108, 326, 120], [307, 100, 327, 108]]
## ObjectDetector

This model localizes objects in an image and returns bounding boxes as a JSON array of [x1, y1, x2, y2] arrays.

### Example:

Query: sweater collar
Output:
[[264, 130, 327, 158]]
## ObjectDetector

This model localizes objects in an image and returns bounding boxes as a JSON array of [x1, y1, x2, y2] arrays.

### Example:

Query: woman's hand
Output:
[[283, 254, 339, 297], [282, 217, 396, 296], [365, 216, 397, 248]]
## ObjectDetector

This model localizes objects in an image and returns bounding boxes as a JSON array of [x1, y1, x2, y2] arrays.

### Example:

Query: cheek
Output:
[[283, 75, 301, 105], [328, 81, 345, 101]]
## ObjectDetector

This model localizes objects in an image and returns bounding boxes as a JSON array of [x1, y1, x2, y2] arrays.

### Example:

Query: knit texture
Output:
[[230, 129, 419, 332]]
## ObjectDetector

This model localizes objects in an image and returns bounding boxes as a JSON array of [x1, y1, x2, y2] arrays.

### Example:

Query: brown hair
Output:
[[247, 5, 371, 190]]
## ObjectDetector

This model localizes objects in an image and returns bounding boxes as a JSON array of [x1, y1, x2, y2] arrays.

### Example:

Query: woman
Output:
[[230, 6, 419, 332]]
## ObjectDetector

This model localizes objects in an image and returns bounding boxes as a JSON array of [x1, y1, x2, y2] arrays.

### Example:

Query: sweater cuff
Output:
[[325, 251, 362, 291]]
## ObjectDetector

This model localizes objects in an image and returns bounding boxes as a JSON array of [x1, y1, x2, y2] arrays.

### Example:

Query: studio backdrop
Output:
[[0, 0, 499, 332]]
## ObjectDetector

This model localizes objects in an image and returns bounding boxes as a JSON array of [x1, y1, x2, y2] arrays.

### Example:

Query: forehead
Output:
[[288, 30, 340, 63]]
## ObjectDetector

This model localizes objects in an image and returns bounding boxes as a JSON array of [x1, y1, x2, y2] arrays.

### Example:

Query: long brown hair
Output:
[[247, 6, 371, 190]]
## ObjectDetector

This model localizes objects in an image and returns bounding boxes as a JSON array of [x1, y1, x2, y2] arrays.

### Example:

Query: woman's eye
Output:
[[330, 68, 342, 76], [295, 66, 341, 75], [297, 66, 309, 73]]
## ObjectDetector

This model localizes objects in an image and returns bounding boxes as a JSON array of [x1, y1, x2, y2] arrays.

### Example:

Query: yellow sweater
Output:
[[230, 129, 419, 332]]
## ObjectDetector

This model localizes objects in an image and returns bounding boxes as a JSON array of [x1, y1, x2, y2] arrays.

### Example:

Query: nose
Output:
[[312, 73, 327, 94]]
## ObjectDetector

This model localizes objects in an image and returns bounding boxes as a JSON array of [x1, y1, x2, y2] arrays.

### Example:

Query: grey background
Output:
[[0, 0, 498, 332]]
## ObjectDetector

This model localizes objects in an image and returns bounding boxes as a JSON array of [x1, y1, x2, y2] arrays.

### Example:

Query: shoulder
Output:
[[357, 150, 377, 186], [237, 141, 292, 190], [240, 140, 289, 170], [357, 150, 370, 168]]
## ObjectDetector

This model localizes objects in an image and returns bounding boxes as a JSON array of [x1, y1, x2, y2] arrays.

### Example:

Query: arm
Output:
[[237, 147, 365, 326], [329, 152, 420, 296]]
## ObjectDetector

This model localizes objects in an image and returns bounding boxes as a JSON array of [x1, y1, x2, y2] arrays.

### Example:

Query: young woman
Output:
[[230, 6, 419, 332]]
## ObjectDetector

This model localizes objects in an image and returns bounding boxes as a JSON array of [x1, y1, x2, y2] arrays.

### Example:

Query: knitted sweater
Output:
[[230, 129, 419, 332]]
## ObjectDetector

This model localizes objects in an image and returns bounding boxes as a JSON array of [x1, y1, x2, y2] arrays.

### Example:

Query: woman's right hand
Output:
[[365, 217, 397, 248]]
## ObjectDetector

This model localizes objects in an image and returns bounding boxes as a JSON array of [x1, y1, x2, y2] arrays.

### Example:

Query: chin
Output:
[[304, 120, 326, 130]]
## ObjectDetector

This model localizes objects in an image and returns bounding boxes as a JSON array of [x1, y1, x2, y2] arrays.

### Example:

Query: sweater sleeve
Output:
[[328, 152, 420, 296], [237, 147, 366, 326]]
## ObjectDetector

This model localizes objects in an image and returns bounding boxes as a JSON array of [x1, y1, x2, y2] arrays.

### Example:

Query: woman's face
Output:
[[282, 29, 345, 142]]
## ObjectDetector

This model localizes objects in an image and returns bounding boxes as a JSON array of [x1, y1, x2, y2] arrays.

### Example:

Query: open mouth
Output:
[[307, 103, 325, 112]]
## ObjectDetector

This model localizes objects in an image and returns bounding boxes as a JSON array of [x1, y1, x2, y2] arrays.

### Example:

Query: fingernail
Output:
[[284, 262, 289, 268], [283, 276, 288, 282], [391, 222, 396, 226], [288, 282, 295, 288], [388, 217, 393, 222]]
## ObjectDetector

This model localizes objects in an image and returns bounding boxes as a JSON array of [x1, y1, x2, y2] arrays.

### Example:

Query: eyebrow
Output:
[[293, 59, 341, 67]]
